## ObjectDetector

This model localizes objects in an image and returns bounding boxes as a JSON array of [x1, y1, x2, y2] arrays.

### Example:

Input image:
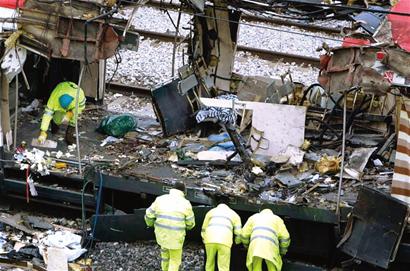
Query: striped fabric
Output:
[[391, 98, 410, 205], [196, 94, 238, 125]]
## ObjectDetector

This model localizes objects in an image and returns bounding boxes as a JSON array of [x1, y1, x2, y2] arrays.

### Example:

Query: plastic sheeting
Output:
[[388, 0, 410, 52]]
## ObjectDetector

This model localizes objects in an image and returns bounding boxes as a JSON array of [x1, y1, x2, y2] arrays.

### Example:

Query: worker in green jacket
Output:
[[145, 182, 195, 271], [37, 81, 86, 145], [241, 209, 290, 271], [201, 202, 242, 271]]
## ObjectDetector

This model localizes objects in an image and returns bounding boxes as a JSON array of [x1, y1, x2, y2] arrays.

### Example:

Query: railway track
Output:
[[146, 0, 351, 34], [135, 28, 321, 66], [106, 82, 151, 96]]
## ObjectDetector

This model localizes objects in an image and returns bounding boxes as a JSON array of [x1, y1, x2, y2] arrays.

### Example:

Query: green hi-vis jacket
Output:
[[201, 204, 242, 247], [145, 189, 195, 250], [40, 82, 86, 132], [242, 209, 290, 271]]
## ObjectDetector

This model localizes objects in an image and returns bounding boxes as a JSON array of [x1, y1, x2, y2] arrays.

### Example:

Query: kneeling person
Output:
[[38, 81, 85, 145]]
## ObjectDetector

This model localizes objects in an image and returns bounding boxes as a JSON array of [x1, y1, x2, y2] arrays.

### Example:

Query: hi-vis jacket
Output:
[[201, 204, 242, 247], [144, 189, 195, 250], [241, 209, 290, 271], [40, 82, 86, 131]]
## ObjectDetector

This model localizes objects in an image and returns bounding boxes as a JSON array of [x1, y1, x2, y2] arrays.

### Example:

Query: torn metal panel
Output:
[[23, 0, 100, 18], [151, 79, 200, 136], [178, 74, 198, 95], [320, 45, 410, 93], [344, 147, 377, 180], [18, 4, 119, 62], [0, 212, 35, 235], [352, 6, 386, 35], [338, 186, 409, 269], [384, 48, 410, 78], [321, 46, 391, 94]]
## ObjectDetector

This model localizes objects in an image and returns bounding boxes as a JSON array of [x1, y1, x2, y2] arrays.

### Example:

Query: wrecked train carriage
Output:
[[1, 0, 410, 269]]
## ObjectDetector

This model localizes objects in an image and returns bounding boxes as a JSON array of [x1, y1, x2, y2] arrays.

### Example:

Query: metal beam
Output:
[[2, 178, 95, 208], [96, 173, 339, 224]]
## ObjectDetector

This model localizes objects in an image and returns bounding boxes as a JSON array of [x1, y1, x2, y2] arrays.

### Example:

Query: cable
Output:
[[107, 50, 122, 85], [85, 171, 104, 252], [136, 3, 408, 47], [191, 12, 351, 45]]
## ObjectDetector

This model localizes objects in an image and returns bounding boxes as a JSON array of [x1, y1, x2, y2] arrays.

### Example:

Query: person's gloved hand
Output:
[[38, 131, 47, 144], [62, 111, 74, 123]]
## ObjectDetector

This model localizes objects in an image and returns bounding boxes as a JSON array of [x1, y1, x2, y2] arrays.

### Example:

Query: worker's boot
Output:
[[65, 126, 76, 145], [51, 121, 60, 134]]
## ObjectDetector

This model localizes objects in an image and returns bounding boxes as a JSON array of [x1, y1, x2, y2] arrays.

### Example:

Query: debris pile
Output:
[[0, 212, 91, 270]]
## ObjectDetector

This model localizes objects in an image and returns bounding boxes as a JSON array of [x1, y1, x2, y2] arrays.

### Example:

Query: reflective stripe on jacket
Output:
[[201, 204, 242, 247], [144, 189, 195, 249], [40, 82, 86, 131], [241, 209, 290, 271]]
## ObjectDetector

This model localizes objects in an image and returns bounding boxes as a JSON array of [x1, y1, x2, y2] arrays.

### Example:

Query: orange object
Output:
[[55, 162, 67, 169], [342, 37, 370, 47]]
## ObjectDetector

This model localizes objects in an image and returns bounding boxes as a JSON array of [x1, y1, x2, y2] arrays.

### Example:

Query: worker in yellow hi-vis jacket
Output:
[[37, 81, 85, 145], [241, 209, 290, 271], [145, 182, 195, 271], [201, 203, 242, 271]]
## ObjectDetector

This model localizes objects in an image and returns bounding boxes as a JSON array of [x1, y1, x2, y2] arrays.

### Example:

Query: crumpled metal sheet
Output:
[[320, 46, 392, 94], [338, 186, 409, 269], [18, 5, 119, 62]]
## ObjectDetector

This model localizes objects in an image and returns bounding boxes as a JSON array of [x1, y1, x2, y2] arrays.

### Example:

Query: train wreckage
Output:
[[0, 0, 410, 270]]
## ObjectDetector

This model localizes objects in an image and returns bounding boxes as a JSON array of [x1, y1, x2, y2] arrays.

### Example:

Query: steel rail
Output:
[[146, 0, 350, 34], [135, 28, 320, 66]]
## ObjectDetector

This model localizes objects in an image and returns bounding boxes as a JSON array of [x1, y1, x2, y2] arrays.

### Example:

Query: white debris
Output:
[[56, 151, 63, 159], [27, 175, 38, 196], [100, 136, 121, 147], [1, 46, 27, 82], [14, 148, 51, 176], [252, 166, 264, 175], [21, 99, 40, 112], [0, 7, 17, 32], [39, 231, 86, 262], [278, 145, 305, 166], [67, 144, 76, 152]]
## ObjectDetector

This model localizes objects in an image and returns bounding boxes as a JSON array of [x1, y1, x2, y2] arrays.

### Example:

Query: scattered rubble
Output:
[[0, 211, 90, 270]]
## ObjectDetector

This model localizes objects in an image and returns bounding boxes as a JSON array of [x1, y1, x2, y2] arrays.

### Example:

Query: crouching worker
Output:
[[145, 182, 195, 271], [38, 82, 85, 145], [242, 209, 290, 271], [201, 202, 242, 271]]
